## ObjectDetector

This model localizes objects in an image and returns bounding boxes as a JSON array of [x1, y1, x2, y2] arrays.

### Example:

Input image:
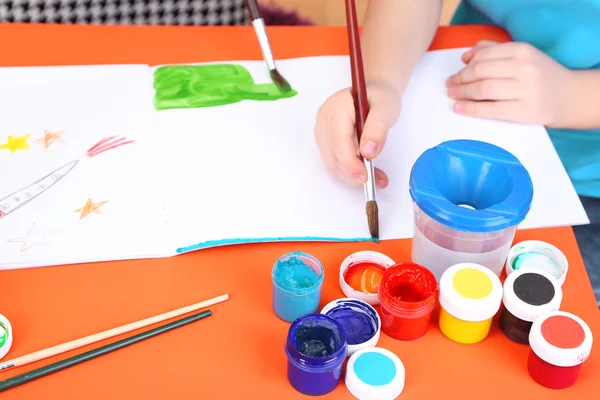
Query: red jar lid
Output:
[[529, 311, 593, 367]]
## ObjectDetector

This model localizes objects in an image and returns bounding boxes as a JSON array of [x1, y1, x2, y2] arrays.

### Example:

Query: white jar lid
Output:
[[0, 314, 13, 360], [503, 268, 562, 322], [529, 311, 593, 367], [321, 298, 381, 357], [505, 240, 568, 286], [339, 251, 396, 306], [345, 347, 405, 400], [439, 263, 503, 322]]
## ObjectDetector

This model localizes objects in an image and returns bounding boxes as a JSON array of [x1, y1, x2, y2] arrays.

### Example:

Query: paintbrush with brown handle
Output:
[[345, 0, 379, 240]]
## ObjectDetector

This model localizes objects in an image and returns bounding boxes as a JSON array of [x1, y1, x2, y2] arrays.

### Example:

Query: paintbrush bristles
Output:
[[366, 200, 379, 240], [270, 69, 292, 93]]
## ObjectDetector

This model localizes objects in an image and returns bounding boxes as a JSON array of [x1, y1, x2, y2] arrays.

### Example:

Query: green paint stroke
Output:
[[153, 64, 298, 110], [0, 322, 7, 348]]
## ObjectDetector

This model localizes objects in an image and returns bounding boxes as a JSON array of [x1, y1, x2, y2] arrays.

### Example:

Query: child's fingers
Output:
[[461, 40, 497, 63], [374, 168, 389, 189], [359, 117, 389, 160], [359, 100, 399, 160], [448, 78, 521, 101], [333, 135, 367, 184], [453, 99, 522, 122], [469, 42, 533, 63], [447, 59, 518, 85]]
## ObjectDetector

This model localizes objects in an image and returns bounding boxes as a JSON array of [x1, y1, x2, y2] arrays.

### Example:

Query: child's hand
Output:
[[446, 40, 573, 127], [314, 83, 402, 189]]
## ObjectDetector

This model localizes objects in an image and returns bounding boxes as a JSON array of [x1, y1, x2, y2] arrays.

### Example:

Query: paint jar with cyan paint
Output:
[[285, 313, 348, 396], [321, 298, 381, 357], [339, 250, 396, 306], [409, 139, 533, 281], [500, 268, 562, 344], [528, 311, 593, 389], [438, 263, 503, 344], [505, 240, 568, 286], [272, 251, 324, 322], [377, 263, 438, 341], [345, 347, 405, 399]]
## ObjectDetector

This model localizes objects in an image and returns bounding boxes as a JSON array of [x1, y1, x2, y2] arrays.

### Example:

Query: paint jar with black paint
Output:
[[500, 268, 562, 344], [285, 313, 348, 396]]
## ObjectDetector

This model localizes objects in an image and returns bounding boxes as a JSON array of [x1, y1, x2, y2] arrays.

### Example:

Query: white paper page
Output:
[[153, 49, 587, 254], [152, 59, 370, 253], [0, 64, 168, 269]]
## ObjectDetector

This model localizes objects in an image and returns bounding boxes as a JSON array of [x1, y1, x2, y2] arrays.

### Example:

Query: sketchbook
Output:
[[0, 48, 589, 269]]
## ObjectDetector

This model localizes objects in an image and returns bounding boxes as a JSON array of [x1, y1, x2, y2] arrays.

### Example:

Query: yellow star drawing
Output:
[[8, 223, 60, 252], [34, 129, 65, 149], [0, 134, 30, 153], [76, 198, 108, 219]]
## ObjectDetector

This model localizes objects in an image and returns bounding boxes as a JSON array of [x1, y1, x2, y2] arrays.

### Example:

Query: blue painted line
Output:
[[175, 236, 376, 254]]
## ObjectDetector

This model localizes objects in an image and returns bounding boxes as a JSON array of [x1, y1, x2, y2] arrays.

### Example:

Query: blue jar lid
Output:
[[409, 140, 533, 233]]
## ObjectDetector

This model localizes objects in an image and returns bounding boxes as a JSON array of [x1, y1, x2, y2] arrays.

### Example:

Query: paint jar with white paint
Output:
[[409, 140, 534, 282]]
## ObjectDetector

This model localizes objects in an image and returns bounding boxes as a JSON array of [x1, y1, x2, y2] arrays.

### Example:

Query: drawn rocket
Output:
[[0, 160, 78, 219]]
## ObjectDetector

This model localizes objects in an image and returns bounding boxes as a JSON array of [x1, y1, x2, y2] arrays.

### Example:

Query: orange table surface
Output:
[[0, 23, 599, 400]]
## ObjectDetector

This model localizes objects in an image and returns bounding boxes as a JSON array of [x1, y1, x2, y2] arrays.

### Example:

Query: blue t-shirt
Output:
[[451, 0, 600, 198]]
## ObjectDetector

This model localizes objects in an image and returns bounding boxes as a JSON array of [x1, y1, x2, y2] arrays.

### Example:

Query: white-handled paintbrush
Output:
[[244, 0, 292, 93]]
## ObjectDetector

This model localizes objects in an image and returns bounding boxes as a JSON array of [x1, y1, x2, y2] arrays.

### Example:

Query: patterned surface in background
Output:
[[0, 0, 250, 25]]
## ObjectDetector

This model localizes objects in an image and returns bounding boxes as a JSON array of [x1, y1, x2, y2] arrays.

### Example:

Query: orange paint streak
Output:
[[344, 262, 386, 294]]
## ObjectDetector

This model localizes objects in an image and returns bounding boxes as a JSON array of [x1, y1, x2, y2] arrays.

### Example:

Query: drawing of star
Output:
[[7, 223, 60, 252], [34, 130, 65, 148], [0, 134, 30, 153], [76, 198, 108, 219]]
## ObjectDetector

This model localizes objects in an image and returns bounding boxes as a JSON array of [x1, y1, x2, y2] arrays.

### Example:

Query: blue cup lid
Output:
[[409, 140, 533, 233]]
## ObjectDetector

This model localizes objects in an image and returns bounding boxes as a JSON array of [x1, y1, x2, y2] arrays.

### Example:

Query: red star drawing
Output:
[[7, 223, 61, 252]]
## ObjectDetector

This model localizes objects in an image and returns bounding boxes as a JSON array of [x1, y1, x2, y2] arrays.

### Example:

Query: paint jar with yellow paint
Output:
[[438, 263, 503, 344]]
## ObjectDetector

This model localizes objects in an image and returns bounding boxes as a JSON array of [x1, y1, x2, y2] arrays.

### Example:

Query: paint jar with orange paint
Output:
[[438, 263, 503, 344], [528, 311, 593, 389], [377, 263, 438, 341], [339, 251, 396, 306]]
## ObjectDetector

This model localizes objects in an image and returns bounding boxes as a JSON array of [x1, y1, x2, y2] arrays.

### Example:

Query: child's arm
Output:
[[361, 0, 443, 96], [314, 0, 442, 189], [563, 70, 600, 130]]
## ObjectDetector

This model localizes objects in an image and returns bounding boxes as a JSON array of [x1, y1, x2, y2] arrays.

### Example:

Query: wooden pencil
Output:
[[0, 294, 229, 372], [0, 309, 213, 392]]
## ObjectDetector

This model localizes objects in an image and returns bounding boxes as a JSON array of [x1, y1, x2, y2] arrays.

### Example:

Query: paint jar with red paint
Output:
[[528, 311, 593, 389], [339, 251, 396, 306], [377, 263, 438, 340]]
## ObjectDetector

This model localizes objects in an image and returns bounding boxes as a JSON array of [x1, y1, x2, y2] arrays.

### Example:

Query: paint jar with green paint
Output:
[[505, 240, 568, 286], [0, 314, 13, 360]]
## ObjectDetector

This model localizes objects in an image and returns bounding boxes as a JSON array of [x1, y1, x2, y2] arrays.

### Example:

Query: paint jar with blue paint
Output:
[[285, 313, 348, 396], [321, 298, 381, 357], [345, 347, 405, 399], [272, 251, 324, 322], [409, 139, 533, 281]]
